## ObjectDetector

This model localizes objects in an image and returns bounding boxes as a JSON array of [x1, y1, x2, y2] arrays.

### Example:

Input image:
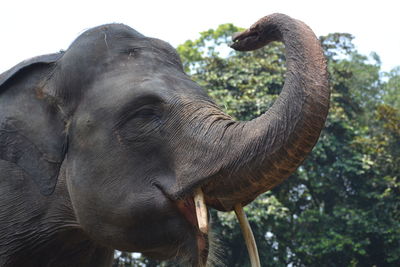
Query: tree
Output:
[[382, 67, 400, 109]]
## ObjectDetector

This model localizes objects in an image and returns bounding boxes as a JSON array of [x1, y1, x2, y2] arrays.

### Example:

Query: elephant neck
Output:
[[0, 160, 114, 267], [2, 228, 113, 267]]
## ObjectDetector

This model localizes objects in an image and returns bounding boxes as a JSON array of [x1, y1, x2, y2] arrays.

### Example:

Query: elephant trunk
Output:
[[199, 13, 330, 211]]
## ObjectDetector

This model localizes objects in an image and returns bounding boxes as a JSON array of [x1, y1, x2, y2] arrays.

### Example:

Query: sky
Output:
[[1, 0, 399, 74]]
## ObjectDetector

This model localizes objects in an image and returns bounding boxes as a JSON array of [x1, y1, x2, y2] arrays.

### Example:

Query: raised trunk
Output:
[[201, 13, 330, 211]]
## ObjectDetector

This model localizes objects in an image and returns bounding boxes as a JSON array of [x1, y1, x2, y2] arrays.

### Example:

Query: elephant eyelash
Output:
[[133, 107, 158, 118], [129, 106, 162, 122]]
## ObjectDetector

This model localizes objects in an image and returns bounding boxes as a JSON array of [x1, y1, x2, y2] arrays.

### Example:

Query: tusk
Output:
[[194, 188, 208, 234], [234, 204, 261, 267]]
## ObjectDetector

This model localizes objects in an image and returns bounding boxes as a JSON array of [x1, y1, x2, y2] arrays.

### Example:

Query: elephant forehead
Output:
[[58, 25, 183, 91], [81, 70, 207, 110], [65, 25, 180, 69], [83, 75, 168, 106]]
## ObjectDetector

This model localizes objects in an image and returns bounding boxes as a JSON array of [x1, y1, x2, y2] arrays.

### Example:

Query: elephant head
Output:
[[0, 14, 329, 266]]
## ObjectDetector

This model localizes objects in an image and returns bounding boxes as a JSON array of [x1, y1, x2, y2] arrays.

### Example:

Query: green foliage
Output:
[[383, 67, 400, 109], [114, 25, 400, 266]]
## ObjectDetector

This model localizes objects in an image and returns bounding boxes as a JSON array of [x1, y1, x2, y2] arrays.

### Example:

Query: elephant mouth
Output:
[[176, 190, 209, 265], [156, 185, 259, 265], [174, 188, 260, 266]]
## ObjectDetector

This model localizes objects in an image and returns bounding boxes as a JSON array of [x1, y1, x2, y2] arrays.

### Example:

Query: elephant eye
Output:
[[115, 103, 164, 143], [133, 107, 158, 118], [114, 95, 165, 131], [117, 104, 163, 129]]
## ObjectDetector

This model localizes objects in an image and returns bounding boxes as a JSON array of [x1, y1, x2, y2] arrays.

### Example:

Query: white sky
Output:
[[1, 0, 399, 73]]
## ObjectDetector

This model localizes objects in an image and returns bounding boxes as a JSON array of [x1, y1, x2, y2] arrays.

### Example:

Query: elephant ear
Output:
[[0, 53, 63, 90], [0, 52, 67, 196]]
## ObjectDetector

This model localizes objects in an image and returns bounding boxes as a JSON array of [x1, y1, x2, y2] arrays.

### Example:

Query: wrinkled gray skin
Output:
[[0, 14, 329, 266]]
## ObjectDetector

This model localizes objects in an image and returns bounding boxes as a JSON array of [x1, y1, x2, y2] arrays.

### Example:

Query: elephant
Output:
[[0, 13, 329, 266]]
